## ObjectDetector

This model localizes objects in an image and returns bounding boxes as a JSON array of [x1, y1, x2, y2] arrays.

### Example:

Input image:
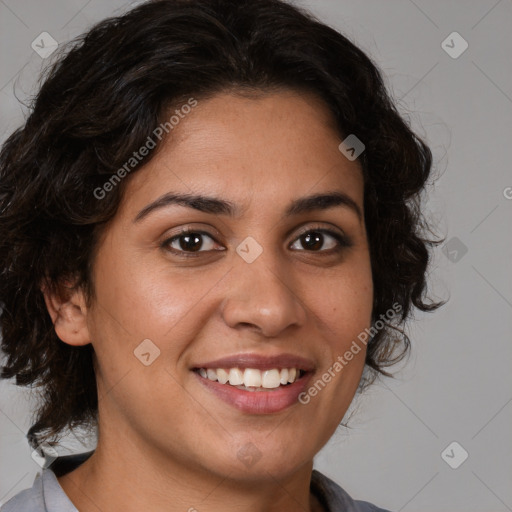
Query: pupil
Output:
[[180, 234, 202, 251], [303, 232, 322, 250]]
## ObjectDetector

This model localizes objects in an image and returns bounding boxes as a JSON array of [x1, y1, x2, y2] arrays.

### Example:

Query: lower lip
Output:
[[193, 371, 312, 414]]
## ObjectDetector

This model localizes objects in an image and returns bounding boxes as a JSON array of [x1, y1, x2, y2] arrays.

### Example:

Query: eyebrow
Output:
[[133, 190, 362, 223]]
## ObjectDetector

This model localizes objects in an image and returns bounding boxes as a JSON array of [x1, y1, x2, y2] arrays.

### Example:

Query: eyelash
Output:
[[161, 226, 353, 258]]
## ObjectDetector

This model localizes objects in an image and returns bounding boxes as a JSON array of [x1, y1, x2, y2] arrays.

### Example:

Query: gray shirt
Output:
[[1, 453, 392, 512]]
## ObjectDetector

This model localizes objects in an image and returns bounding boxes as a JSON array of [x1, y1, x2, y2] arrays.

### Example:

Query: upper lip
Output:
[[192, 353, 316, 372]]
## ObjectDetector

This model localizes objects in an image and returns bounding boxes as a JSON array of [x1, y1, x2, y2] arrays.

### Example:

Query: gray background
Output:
[[1, 0, 511, 510]]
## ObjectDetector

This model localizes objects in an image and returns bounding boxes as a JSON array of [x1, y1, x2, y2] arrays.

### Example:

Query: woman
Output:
[[0, 0, 444, 510]]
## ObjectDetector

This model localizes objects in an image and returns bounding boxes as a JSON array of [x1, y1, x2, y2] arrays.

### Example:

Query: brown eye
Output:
[[162, 230, 224, 256], [290, 229, 352, 253], [175, 233, 203, 252]]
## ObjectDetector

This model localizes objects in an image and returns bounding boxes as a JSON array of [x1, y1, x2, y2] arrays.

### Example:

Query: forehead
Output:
[[119, 90, 364, 219]]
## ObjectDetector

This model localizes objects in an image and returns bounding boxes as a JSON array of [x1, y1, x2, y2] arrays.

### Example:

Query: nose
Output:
[[219, 253, 307, 338]]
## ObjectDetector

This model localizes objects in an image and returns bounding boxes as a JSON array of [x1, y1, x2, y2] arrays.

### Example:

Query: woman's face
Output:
[[83, 90, 373, 481]]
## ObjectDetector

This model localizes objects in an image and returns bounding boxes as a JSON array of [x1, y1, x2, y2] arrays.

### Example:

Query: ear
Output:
[[41, 279, 91, 347]]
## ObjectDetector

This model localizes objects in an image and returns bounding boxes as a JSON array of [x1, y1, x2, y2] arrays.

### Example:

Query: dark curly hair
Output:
[[0, 0, 445, 449]]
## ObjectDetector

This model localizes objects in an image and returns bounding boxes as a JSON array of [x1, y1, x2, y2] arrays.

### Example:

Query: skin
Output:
[[43, 90, 373, 512]]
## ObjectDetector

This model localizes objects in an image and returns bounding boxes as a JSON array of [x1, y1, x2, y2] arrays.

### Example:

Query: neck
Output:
[[57, 426, 323, 512]]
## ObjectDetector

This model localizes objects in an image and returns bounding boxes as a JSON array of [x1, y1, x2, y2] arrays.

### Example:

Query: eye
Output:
[[161, 225, 353, 258], [289, 228, 352, 253], [162, 229, 224, 257]]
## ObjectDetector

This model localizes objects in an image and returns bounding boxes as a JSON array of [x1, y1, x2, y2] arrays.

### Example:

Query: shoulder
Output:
[[1, 472, 45, 512], [311, 470, 393, 512], [1, 452, 92, 512]]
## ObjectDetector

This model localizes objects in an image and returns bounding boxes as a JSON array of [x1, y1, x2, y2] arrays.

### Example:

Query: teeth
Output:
[[243, 368, 262, 387], [216, 368, 229, 384], [197, 367, 302, 388], [228, 368, 244, 386], [262, 369, 281, 389]]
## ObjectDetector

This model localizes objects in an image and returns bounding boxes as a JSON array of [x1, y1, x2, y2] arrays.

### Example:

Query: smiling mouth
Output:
[[193, 367, 307, 391]]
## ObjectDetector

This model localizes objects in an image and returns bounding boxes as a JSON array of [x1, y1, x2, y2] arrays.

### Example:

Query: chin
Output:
[[205, 437, 315, 483]]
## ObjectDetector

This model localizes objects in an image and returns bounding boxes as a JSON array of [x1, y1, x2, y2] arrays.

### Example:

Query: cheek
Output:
[[301, 258, 373, 402], [88, 247, 229, 368], [307, 260, 373, 342]]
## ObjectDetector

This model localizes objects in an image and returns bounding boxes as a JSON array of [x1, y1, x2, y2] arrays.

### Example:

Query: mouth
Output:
[[193, 367, 307, 391], [191, 354, 315, 414]]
